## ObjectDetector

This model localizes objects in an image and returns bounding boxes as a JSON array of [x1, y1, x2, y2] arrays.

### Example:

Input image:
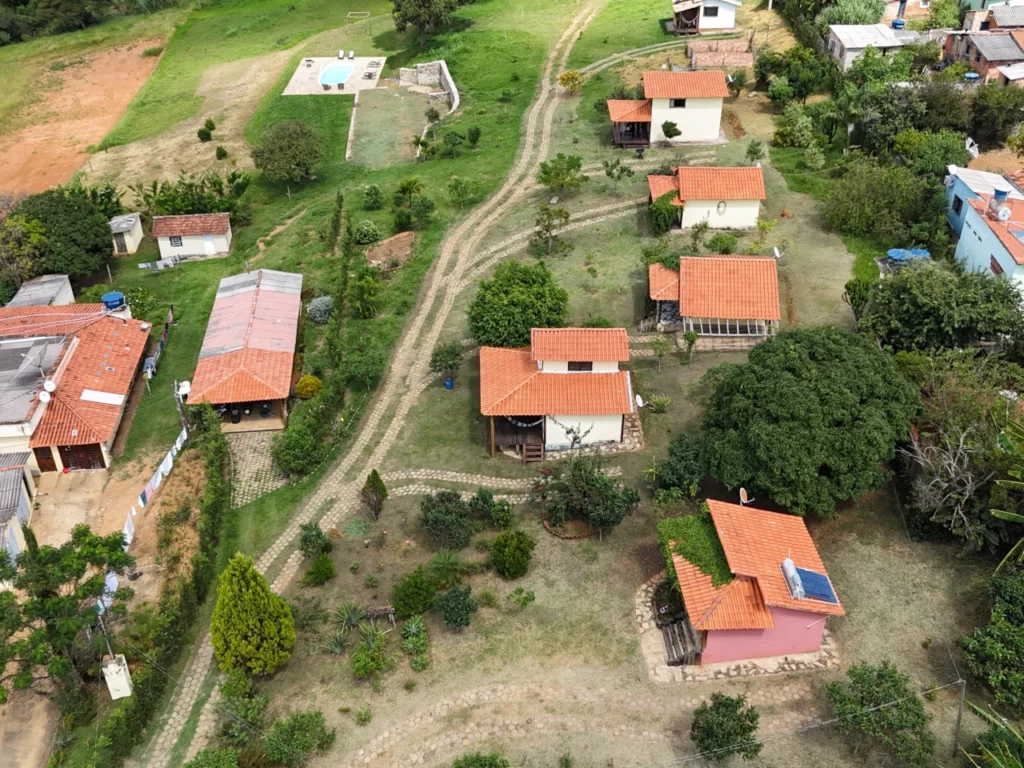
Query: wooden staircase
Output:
[[522, 444, 545, 464]]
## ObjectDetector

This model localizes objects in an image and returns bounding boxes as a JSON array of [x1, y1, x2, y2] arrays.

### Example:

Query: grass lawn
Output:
[[566, 0, 670, 68], [350, 85, 433, 169]]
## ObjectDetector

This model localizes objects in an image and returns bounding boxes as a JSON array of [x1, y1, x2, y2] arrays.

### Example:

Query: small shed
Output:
[[109, 213, 145, 255], [153, 213, 233, 260], [6, 274, 74, 308]]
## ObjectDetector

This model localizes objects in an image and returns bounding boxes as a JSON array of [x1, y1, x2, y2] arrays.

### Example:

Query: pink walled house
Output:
[[669, 500, 844, 665]]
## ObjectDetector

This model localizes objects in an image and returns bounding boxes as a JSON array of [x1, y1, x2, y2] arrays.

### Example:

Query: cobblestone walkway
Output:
[[228, 432, 287, 508]]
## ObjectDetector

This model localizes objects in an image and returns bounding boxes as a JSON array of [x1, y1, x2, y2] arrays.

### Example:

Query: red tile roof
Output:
[[643, 70, 730, 99], [152, 213, 231, 237], [188, 270, 302, 405], [672, 553, 775, 630], [29, 316, 150, 448], [606, 99, 652, 122], [0, 304, 109, 338], [479, 346, 633, 417], [677, 166, 766, 201], [968, 196, 1024, 265], [530, 328, 629, 362], [679, 256, 781, 321], [647, 174, 683, 206], [648, 263, 680, 301]]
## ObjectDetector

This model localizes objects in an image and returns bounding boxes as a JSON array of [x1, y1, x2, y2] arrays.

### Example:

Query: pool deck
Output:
[[283, 56, 387, 96]]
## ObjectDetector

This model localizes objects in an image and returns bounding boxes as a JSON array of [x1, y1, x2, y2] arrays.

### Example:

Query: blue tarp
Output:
[[887, 248, 931, 261]]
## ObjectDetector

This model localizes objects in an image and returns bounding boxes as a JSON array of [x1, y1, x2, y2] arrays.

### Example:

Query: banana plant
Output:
[[992, 419, 1024, 572]]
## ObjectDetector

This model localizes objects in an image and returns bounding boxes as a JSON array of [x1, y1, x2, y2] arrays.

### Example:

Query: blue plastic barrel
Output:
[[444, 377, 454, 390], [892, 19, 905, 29], [102, 291, 125, 310]]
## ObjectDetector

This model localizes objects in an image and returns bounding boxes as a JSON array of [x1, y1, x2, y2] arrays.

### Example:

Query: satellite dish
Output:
[[177, 380, 192, 397], [739, 487, 754, 505], [773, 246, 782, 260], [43, 380, 56, 393], [635, 394, 645, 408], [39, 391, 51, 403]]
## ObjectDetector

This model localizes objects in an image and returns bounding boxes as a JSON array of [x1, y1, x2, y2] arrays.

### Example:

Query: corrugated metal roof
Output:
[[108, 213, 141, 234], [970, 32, 1024, 61], [998, 61, 1024, 78], [0, 467, 23, 523], [0, 452, 29, 470], [950, 165, 1024, 198], [829, 23, 921, 49], [7, 275, 71, 307], [992, 4, 1024, 27]]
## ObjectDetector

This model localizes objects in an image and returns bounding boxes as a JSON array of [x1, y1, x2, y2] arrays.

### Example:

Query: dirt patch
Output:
[[0, 40, 162, 195], [0, 689, 58, 768], [970, 147, 1022, 174], [79, 48, 295, 187], [722, 107, 746, 139], [737, 3, 797, 52], [365, 231, 415, 270]]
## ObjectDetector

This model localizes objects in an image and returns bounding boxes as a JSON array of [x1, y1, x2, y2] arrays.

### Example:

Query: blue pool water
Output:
[[320, 63, 354, 86]]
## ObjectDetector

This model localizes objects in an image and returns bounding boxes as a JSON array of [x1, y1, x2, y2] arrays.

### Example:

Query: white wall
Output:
[[681, 199, 760, 229], [124, 219, 145, 254], [545, 414, 623, 450], [650, 97, 723, 144], [539, 361, 619, 372], [156, 230, 231, 259], [699, 0, 737, 30]]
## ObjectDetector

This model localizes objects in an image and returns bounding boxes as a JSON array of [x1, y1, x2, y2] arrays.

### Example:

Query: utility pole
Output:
[[952, 677, 966, 757]]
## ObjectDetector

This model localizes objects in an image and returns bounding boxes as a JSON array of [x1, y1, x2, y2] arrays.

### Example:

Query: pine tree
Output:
[[211, 553, 296, 675], [362, 469, 388, 520]]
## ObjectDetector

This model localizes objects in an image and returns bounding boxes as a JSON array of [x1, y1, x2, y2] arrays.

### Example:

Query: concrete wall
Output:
[[947, 176, 981, 235], [157, 230, 231, 259], [701, 606, 829, 664], [699, 0, 737, 30], [681, 198, 760, 229], [400, 60, 460, 115], [545, 414, 623, 451], [123, 219, 145, 254], [955, 204, 1024, 287], [539, 361, 620, 373], [650, 97, 723, 143]]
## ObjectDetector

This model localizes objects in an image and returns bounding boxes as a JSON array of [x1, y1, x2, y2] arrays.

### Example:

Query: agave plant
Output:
[[402, 614, 426, 639], [428, 550, 464, 590], [319, 631, 347, 655], [358, 619, 391, 651], [993, 420, 1024, 572], [402, 634, 428, 656], [333, 601, 366, 632]]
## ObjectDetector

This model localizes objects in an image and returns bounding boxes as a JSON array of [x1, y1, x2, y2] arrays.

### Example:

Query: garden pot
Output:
[[444, 377, 454, 390]]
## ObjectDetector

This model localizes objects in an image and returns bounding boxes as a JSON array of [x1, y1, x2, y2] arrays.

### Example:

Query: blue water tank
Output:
[[102, 291, 125, 311], [995, 188, 1010, 203], [965, 72, 981, 81], [892, 18, 905, 29]]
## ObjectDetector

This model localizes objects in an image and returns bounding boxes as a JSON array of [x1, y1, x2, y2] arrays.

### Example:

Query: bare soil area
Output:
[[971, 147, 1021, 174], [0, 688, 58, 768], [365, 231, 415, 269], [0, 40, 162, 195]]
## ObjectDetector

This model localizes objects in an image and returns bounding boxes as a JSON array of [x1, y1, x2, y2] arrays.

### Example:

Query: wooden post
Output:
[[952, 678, 966, 756], [489, 416, 496, 457]]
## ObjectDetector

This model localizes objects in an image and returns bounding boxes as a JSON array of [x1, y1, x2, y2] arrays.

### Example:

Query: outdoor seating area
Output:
[[283, 55, 388, 96]]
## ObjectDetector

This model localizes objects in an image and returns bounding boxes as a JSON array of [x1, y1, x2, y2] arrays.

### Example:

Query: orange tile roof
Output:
[[0, 304, 109, 338], [606, 99, 652, 122], [968, 196, 1024, 265], [643, 70, 730, 99], [530, 328, 629, 362], [152, 213, 231, 237], [677, 166, 766, 201], [189, 349, 295, 404], [679, 256, 781, 321], [647, 174, 683, 206], [29, 316, 150, 448], [709, 500, 845, 617], [479, 346, 633, 417], [672, 552, 775, 630], [648, 263, 680, 301]]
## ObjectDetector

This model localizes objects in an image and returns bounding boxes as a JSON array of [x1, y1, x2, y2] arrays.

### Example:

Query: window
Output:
[[716, 201, 727, 215], [952, 195, 963, 215], [169, 236, 183, 247], [568, 361, 593, 372], [829, 39, 835, 53], [920, 0, 930, 7], [703, 5, 719, 16], [670, 98, 687, 108], [991, 256, 1005, 276]]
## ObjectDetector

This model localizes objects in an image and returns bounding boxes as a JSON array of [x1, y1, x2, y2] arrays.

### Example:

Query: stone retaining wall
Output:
[[399, 60, 460, 115]]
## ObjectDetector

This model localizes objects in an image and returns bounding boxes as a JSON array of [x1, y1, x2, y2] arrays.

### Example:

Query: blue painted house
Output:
[[946, 165, 1024, 236], [954, 191, 1024, 287]]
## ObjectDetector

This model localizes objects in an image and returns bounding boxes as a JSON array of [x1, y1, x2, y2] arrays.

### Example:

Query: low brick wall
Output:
[[687, 38, 750, 54]]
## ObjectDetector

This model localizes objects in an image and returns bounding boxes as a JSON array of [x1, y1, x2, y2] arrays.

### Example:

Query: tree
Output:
[[842, 276, 874, 321], [918, 79, 971, 134], [250, 120, 326, 184], [429, 341, 465, 382], [263, 710, 336, 767], [701, 327, 919, 517], [467, 261, 568, 347], [420, 489, 473, 548], [391, 566, 437, 618], [531, 203, 572, 256], [772, 103, 813, 147], [960, 567, 1024, 714], [448, 177, 477, 208], [467, 125, 482, 147], [392, 0, 459, 49], [649, 190, 678, 235], [745, 138, 765, 164], [364, 184, 385, 210], [993, 419, 1024, 571], [650, 337, 670, 371], [0, 214, 46, 288], [490, 529, 536, 579], [15, 187, 110, 277], [861, 263, 1023, 351], [894, 129, 972, 177], [0, 525, 135, 704], [345, 336, 387, 390], [661, 121, 681, 140], [728, 70, 747, 97], [428, 550, 464, 589], [690, 217, 710, 253], [824, 661, 936, 766], [411, 194, 436, 226], [348, 267, 383, 319], [299, 522, 332, 559], [536, 453, 637, 537], [211, 553, 296, 675], [393, 176, 424, 208], [361, 469, 388, 519], [972, 83, 1024, 146], [691, 693, 761, 762], [602, 158, 634, 192], [437, 586, 477, 630], [659, 433, 703, 498], [425, 106, 441, 139], [928, 0, 960, 28], [767, 77, 794, 106], [537, 153, 588, 195], [754, 217, 776, 251], [557, 69, 585, 94]]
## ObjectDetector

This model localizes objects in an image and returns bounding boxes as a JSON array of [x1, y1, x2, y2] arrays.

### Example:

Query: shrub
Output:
[[363, 184, 384, 210], [354, 220, 382, 245], [468, 487, 495, 520], [580, 315, 612, 328], [438, 586, 477, 630], [198, 127, 213, 142], [301, 554, 336, 587], [960, 567, 1024, 713], [691, 693, 761, 762], [649, 191, 678, 235], [391, 566, 437, 618], [428, 550, 464, 589], [659, 433, 702, 498], [429, 341, 465, 381], [184, 748, 237, 768], [218, 670, 267, 746], [263, 710, 336, 767], [351, 642, 388, 680], [402, 633, 428, 655], [706, 232, 737, 255], [467, 125, 482, 147], [299, 521, 332, 558], [661, 121, 681, 140], [452, 754, 509, 768], [648, 395, 671, 414], [489, 500, 515, 530], [558, 69, 586, 94], [411, 654, 430, 671], [333, 601, 366, 632], [215, 146, 228, 160], [394, 207, 414, 233], [506, 587, 535, 609], [355, 707, 372, 726], [411, 195, 435, 226], [804, 144, 826, 170], [142, 46, 163, 57], [204, 118, 217, 132], [773, 103, 814, 147], [421, 489, 473, 549], [767, 76, 794, 106], [490, 530, 535, 579], [295, 375, 323, 400], [306, 295, 333, 324]]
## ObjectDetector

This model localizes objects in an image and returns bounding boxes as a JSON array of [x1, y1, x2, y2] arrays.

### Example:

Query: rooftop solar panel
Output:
[[795, 567, 839, 605]]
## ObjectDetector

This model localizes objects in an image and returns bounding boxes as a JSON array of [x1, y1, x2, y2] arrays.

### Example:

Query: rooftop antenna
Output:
[[635, 393, 645, 409], [739, 487, 754, 505]]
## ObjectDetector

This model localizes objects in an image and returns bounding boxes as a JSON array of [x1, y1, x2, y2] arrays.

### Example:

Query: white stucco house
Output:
[[945, 165, 1024, 236], [955, 191, 1024, 286], [480, 328, 635, 460], [826, 24, 923, 70], [109, 212, 145, 255], [153, 213, 233, 260], [647, 165, 766, 230], [607, 70, 728, 147], [671, 0, 741, 34]]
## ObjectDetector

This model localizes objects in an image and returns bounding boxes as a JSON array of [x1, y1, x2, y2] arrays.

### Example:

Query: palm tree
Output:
[[428, 550, 463, 589], [394, 176, 424, 208], [992, 418, 1024, 571]]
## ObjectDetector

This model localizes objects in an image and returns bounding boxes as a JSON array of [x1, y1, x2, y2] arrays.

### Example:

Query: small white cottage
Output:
[[153, 213, 233, 260], [647, 165, 766, 230], [672, 0, 741, 33], [608, 70, 729, 147], [109, 212, 145, 255]]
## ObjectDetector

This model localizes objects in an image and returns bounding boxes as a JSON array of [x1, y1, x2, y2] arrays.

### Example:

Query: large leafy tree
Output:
[[534, 453, 638, 536], [211, 553, 295, 675], [0, 0, 112, 46], [15, 186, 110, 277], [251, 120, 326, 184], [536, 153, 588, 195], [0, 214, 46, 289], [701, 327, 919, 517], [960, 567, 1024, 714], [690, 693, 762, 762], [861, 263, 1023, 351], [467, 261, 568, 347], [392, 0, 459, 49], [0, 525, 135, 704]]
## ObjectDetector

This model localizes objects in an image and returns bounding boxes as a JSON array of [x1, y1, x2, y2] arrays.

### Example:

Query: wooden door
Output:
[[34, 447, 57, 473], [58, 444, 106, 471], [114, 232, 127, 254]]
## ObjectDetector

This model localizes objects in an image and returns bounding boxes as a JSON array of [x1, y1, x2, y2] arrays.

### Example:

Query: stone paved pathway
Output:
[[143, 633, 214, 768], [228, 432, 287, 508]]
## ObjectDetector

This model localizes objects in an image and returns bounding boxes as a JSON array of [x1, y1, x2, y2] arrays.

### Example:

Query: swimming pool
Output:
[[319, 63, 354, 86]]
